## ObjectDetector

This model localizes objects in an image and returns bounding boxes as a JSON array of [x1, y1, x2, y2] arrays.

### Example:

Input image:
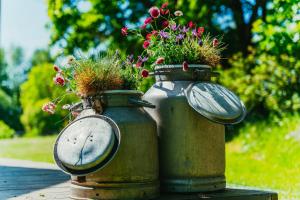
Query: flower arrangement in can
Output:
[[121, 2, 225, 74]]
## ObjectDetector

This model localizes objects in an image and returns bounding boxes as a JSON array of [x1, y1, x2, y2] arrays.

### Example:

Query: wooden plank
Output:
[[0, 159, 278, 200]]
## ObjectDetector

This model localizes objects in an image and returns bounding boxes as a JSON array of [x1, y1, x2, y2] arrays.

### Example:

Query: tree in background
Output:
[[221, 0, 300, 116], [47, 0, 269, 59], [20, 63, 77, 136]]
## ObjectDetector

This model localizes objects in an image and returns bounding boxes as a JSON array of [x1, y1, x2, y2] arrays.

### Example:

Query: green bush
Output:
[[20, 63, 78, 136], [0, 120, 15, 139], [220, 0, 300, 116]]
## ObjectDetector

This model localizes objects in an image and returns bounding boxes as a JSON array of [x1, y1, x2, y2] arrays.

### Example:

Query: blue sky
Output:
[[1, 0, 50, 58]]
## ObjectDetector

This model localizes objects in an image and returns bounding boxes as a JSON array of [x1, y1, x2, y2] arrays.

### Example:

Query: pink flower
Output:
[[71, 111, 80, 117], [42, 102, 56, 114], [121, 27, 128, 36], [188, 21, 194, 29], [162, 20, 169, 28], [136, 61, 143, 68], [141, 69, 149, 78], [53, 65, 61, 73], [149, 6, 160, 18], [151, 30, 158, 36], [140, 24, 147, 29], [161, 2, 168, 9], [155, 57, 165, 64], [213, 38, 219, 47], [53, 73, 65, 86], [182, 61, 189, 72], [144, 17, 153, 25], [197, 27, 205, 35], [143, 40, 150, 49]]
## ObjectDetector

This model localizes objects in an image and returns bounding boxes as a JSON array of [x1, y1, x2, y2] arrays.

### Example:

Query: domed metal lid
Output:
[[54, 115, 120, 175], [185, 82, 246, 124]]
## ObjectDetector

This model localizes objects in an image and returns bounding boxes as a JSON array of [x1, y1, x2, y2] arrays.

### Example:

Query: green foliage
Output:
[[46, 0, 268, 57], [20, 63, 77, 136], [0, 120, 15, 139], [30, 49, 53, 67], [0, 136, 56, 163], [220, 0, 300, 115], [58, 52, 140, 97], [227, 114, 300, 199], [146, 32, 223, 66]]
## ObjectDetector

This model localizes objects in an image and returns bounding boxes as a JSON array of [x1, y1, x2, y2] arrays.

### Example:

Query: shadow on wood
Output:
[[0, 159, 69, 199]]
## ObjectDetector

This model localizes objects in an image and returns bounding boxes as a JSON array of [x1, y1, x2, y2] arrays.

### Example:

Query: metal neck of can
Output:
[[81, 90, 152, 108], [153, 64, 218, 82]]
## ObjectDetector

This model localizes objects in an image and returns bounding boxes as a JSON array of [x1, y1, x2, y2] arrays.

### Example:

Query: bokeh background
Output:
[[0, 0, 299, 199]]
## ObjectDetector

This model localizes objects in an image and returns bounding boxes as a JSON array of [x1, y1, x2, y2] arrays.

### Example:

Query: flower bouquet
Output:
[[121, 2, 225, 74]]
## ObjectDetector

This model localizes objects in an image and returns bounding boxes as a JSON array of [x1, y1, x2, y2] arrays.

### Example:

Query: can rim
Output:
[[53, 114, 121, 176]]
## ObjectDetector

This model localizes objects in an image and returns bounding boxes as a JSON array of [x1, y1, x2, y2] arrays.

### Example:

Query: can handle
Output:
[[128, 98, 156, 108]]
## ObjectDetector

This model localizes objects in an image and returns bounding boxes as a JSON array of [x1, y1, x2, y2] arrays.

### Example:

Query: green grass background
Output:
[[1, 115, 300, 199]]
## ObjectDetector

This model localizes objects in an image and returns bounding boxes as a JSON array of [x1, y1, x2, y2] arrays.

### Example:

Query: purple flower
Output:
[[159, 30, 169, 39], [126, 54, 134, 64], [180, 26, 189, 33], [176, 34, 185, 41], [198, 39, 203, 46], [192, 29, 198, 37], [138, 56, 148, 62], [170, 24, 178, 31]]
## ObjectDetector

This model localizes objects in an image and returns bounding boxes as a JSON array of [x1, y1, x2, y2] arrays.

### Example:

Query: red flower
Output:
[[161, 2, 168, 9], [149, 6, 160, 18], [188, 21, 194, 29], [53, 65, 61, 72], [146, 33, 152, 40], [151, 30, 158, 36], [155, 57, 165, 64], [182, 61, 189, 72], [213, 38, 219, 47], [197, 27, 205, 35], [121, 27, 128, 36], [162, 20, 169, 28], [136, 61, 143, 68], [143, 40, 150, 49], [140, 24, 147, 29], [141, 69, 149, 78], [144, 17, 153, 25], [53, 73, 65, 86], [160, 8, 169, 15]]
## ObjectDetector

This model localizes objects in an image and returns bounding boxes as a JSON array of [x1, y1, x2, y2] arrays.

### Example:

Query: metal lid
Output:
[[54, 115, 120, 175], [185, 82, 246, 124]]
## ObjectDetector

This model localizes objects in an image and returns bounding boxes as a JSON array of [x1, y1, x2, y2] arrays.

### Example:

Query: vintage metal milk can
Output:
[[143, 65, 246, 193], [54, 90, 159, 200]]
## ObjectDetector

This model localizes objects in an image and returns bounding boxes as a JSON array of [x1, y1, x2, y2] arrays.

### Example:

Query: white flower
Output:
[[62, 104, 71, 110], [174, 10, 183, 17], [66, 55, 76, 65]]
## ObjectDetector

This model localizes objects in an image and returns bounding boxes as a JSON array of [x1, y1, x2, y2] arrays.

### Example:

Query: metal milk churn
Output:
[[54, 90, 159, 200], [143, 65, 246, 193]]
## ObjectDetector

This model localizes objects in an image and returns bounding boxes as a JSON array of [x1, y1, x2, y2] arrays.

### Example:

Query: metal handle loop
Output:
[[128, 98, 156, 108]]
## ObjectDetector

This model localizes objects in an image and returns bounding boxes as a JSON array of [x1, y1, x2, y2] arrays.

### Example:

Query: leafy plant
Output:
[[0, 120, 15, 139], [42, 51, 141, 115], [122, 2, 224, 72]]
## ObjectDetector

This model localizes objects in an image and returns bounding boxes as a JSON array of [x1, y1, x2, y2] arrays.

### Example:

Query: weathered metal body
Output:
[[143, 65, 245, 193], [55, 91, 159, 200]]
